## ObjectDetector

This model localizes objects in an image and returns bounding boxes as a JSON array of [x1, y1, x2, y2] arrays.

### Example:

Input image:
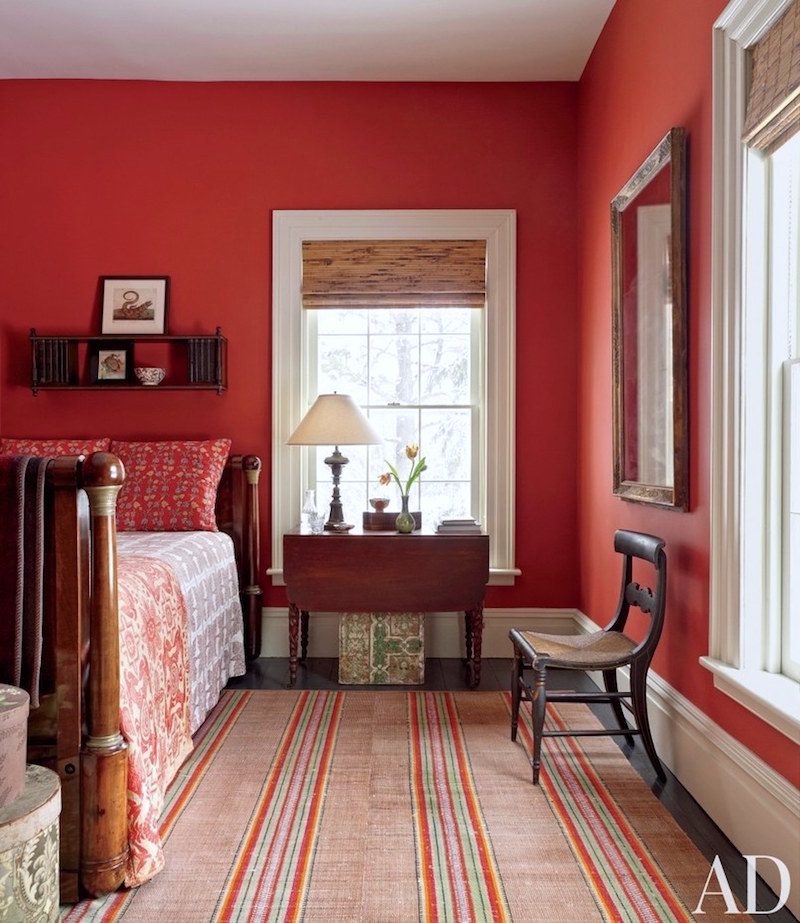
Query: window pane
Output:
[[310, 305, 480, 530], [420, 307, 472, 335], [421, 409, 471, 481], [317, 309, 368, 335], [785, 361, 800, 680], [420, 481, 473, 522], [772, 135, 800, 680], [366, 408, 419, 483], [368, 308, 419, 335], [420, 334, 471, 404], [369, 335, 419, 404], [318, 335, 368, 403]]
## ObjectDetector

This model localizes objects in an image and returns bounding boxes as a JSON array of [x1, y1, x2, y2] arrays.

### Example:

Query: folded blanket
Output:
[[0, 455, 49, 707]]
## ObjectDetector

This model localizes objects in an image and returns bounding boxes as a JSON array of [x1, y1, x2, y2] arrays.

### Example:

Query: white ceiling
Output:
[[0, 0, 615, 82]]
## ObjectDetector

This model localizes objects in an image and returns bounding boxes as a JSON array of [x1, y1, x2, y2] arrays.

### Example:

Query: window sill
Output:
[[267, 566, 520, 588], [699, 656, 800, 743], [487, 568, 521, 586]]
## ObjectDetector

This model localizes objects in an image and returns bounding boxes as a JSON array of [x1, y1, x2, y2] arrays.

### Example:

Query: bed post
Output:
[[80, 452, 128, 897], [40, 457, 90, 903], [242, 455, 262, 660]]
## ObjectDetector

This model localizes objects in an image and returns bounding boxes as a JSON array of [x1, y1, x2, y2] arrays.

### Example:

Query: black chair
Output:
[[509, 530, 667, 784]]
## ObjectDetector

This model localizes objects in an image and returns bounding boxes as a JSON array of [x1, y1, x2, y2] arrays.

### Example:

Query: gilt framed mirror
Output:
[[612, 127, 688, 510]]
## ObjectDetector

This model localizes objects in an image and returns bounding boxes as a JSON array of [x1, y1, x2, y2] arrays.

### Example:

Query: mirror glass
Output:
[[619, 160, 674, 487], [612, 128, 687, 509]]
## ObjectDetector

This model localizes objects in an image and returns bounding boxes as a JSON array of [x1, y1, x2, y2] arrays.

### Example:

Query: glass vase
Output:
[[302, 488, 317, 528], [395, 495, 415, 533]]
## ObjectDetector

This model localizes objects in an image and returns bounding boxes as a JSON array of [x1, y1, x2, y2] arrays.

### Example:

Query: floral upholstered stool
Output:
[[0, 764, 61, 922], [338, 613, 425, 684]]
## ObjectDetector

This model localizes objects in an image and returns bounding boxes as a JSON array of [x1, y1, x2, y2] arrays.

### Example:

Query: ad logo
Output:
[[694, 856, 791, 915]]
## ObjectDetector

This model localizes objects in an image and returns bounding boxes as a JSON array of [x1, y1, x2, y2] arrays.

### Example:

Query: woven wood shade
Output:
[[301, 239, 487, 309], [743, 0, 800, 154]]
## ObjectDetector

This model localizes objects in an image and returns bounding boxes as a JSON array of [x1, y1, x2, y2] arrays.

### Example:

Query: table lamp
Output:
[[287, 393, 382, 531]]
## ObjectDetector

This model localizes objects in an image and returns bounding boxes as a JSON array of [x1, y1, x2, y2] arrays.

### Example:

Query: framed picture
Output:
[[90, 341, 134, 384], [101, 276, 169, 335]]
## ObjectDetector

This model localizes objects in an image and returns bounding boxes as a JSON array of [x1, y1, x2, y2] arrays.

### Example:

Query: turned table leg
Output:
[[300, 610, 309, 662], [464, 610, 473, 666], [288, 602, 300, 687], [466, 604, 484, 688]]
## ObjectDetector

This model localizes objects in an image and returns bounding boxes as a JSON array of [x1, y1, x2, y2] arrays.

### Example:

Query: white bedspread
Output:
[[117, 531, 246, 733]]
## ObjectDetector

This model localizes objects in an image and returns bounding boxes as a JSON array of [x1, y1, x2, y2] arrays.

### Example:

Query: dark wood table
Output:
[[283, 528, 489, 687]]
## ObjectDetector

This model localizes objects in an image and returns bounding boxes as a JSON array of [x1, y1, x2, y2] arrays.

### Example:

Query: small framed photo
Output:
[[90, 341, 134, 384], [101, 276, 169, 335]]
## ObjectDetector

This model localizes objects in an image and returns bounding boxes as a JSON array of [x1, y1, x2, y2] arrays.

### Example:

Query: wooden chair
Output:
[[509, 530, 667, 784]]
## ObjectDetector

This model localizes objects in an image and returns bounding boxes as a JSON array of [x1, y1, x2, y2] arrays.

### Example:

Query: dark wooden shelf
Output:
[[30, 327, 227, 395], [31, 333, 217, 343], [32, 384, 227, 392]]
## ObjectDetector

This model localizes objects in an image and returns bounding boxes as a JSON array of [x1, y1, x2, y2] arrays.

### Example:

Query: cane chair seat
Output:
[[511, 629, 636, 670]]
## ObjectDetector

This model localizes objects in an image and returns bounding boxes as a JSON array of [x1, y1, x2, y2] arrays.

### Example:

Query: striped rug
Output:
[[63, 690, 737, 922], [410, 692, 510, 922]]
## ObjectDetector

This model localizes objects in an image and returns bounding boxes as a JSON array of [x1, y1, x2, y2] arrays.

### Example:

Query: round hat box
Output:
[[0, 685, 30, 809]]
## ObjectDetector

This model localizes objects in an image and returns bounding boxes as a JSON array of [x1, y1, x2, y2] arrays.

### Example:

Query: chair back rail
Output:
[[608, 529, 667, 659]]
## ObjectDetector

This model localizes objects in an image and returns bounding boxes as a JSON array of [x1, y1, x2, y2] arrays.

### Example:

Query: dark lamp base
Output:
[[325, 522, 355, 532]]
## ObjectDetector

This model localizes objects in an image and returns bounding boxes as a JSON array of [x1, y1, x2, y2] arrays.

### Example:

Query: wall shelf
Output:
[[30, 327, 227, 395]]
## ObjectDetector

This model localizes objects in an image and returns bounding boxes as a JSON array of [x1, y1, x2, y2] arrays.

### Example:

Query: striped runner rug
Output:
[[63, 690, 738, 922]]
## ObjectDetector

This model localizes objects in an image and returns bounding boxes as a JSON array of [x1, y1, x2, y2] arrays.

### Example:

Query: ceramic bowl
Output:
[[135, 366, 166, 386], [369, 497, 390, 511]]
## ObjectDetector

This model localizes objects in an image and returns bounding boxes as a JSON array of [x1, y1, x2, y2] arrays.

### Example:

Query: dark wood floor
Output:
[[229, 657, 797, 921]]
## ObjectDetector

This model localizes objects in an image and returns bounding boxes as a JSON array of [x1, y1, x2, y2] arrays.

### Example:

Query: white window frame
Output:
[[269, 209, 518, 586], [704, 0, 800, 743]]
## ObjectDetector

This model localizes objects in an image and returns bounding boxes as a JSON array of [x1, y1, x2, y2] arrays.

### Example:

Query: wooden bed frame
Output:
[[26, 451, 262, 901]]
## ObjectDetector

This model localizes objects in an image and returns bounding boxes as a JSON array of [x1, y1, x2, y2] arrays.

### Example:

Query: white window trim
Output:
[[705, 0, 800, 741], [269, 209, 519, 586]]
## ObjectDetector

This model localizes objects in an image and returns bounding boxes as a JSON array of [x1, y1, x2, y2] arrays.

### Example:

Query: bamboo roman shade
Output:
[[301, 239, 487, 309], [743, 0, 800, 154]]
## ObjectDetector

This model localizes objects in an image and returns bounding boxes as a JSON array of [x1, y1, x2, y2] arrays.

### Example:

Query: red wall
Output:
[[577, 0, 799, 785], [1, 11, 795, 785], [0, 80, 579, 609]]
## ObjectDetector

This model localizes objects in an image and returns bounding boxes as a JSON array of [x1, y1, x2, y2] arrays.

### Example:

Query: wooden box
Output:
[[362, 510, 422, 531], [339, 613, 425, 684]]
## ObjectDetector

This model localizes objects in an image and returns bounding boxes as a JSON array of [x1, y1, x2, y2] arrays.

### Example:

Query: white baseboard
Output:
[[576, 612, 800, 916], [260, 606, 579, 660]]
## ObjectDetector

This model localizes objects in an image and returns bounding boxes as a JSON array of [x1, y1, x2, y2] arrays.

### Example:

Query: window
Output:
[[771, 137, 800, 682], [706, 0, 800, 741], [308, 306, 483, 525], [787, 357, 800, 680], [740, 130, 800, 679], [270, 210, 518, 585]]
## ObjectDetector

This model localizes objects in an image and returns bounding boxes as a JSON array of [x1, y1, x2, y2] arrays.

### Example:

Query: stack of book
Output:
[[436, 518, 482, 534]]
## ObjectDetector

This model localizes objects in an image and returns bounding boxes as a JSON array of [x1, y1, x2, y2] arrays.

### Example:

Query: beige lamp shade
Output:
[[287, 393, 382, 446]]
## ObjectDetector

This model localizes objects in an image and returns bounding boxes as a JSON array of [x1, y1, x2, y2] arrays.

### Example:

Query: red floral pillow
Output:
[[0, 437, 111, 456], [110, 439, 231, 532]]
